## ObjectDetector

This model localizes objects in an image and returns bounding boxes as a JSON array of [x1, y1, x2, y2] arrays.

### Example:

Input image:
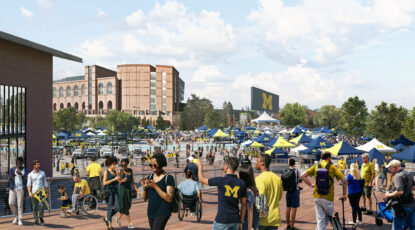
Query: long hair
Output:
[[372, 158, 377, 165], [238, 165, 258, 196], [350, 163, 361, 180]]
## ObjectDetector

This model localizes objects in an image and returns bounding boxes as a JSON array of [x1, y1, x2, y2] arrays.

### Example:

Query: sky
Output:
[[2, 0, 415, 110]]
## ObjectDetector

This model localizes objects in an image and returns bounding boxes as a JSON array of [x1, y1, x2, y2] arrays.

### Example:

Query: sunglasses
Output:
[[121, 164, 128, 167], [149, 164, 159, 168]]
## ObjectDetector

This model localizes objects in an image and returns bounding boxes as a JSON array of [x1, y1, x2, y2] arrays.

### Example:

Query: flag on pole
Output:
[[33, 187, 50, 211]]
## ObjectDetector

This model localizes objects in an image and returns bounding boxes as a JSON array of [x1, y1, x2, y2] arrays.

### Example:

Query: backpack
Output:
[[149, 173, 180, 213], [316, 162, 333, 195], [281, 168, 297, 192]]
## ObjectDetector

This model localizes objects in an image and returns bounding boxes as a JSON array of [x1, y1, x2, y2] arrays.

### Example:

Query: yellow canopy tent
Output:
[[273, 136, 296, 148], [249, 141, 264, 148], [213, 129, 229, 138], [253, 130, 262, 135], [52, 134, 57, 139], [289, 134, 303, 144]]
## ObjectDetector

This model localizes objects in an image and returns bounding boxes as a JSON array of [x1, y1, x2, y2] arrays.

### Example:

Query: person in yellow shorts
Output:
[[69, 175, 90, 213], [337, 157, 347, 185], [360, 153, 375, 215]]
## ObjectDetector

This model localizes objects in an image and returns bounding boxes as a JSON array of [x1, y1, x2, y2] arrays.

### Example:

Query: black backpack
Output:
[[148, 173, 180, 213], [281, 168, 298, 192]]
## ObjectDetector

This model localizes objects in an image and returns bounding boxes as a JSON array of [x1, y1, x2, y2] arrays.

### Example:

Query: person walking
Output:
[[27, 160, 49, 226], [281, 159, 302, 230], [103, 157, 121, 229], [255, 153, 283, 230], [337, 157, 347, 185], [8, 157, 27, 226], [346, 163, 363, 225], [141, 153, 175, 230], [385, 160, 415, 229], [239, 165, 259, 230], [372, 158, 380, 190], [116, 159, 140, 229], [86, 157, 102, 208], [360, 153, 375, 215], [301, 152, 346, 230], [196, 156, 247, 230]]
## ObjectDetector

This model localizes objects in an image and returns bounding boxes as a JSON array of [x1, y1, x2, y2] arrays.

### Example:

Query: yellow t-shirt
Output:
[[255, 171, 283, 227], [337, 160, 346, 171], [361, 162, 375, 186], [75, 179, 91, 195], [86, 162, 102, 178], [306, 160, 344, 201]]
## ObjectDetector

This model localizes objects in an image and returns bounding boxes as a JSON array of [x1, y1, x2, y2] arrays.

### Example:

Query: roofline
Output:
[[0, 31, 83, 63]]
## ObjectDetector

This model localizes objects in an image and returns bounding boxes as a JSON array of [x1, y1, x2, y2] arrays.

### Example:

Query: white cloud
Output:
[[20, 7, 33, 17], [191, 65, 225, 82], [36, 0, 51, 8], [248, 0, 415, 65], [80, 40, 113, 59], [96, 8, 106, 18]]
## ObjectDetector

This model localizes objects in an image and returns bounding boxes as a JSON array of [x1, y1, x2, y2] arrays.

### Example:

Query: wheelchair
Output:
[[73, 194, 99, 215], [178, 194, 202, 222]]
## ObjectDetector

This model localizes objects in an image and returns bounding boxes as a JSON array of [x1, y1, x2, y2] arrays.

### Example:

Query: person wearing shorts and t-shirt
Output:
[[197, 156, 247, 230], [360, 153, 375, 215]]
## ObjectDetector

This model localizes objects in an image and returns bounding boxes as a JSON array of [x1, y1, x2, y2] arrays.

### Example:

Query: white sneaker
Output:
[[18, 219, 23, 226], [348, 221, 356, 225], [357, 221, 363, 225], [128, 224, 135, 229], [12, 218, 17, 224]]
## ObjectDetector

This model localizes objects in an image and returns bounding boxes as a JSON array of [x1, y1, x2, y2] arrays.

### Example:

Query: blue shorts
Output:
[[286, 189, 300, 208]]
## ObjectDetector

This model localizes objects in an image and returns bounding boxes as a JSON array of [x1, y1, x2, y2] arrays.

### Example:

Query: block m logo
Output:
[[224, 185, 240, 198], [320, 142, 326, 147], [262, 93, 272, 110]]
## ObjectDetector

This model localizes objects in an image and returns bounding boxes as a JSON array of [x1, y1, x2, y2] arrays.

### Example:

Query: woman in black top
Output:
[[141, 154, 175, 230], [103, 157, 120, 230], [116, 159, 140, 229]]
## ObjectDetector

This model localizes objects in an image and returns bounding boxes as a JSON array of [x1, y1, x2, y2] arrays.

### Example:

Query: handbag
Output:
[[131, 188, 138, 199]]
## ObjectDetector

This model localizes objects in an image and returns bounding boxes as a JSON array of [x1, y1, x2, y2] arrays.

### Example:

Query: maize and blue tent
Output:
[[198, 125, 208, 131], [265, 146, 287, 155], [69, 131, 87, 139], [266, 136, 296, 148], [324, 141, 364, 156], [234, 131, 248, 137], [208, 128, 218, 137], [391, 135, 415, 147], [299, 148, 322, 155], [289, 133, 313, 144], [247, 141, 264, 148], [393, 143, 408, 152], [290, 126, 306, 134], [55, 132, 69, 139], [346, 148, 385, 165], [253, 133, 272, 143], [244, 126, 256, 130], [304, 136, 333, 149], [392, 145, 415, 163], [145, 125, 154, 130], [319, 126, 333, 133]]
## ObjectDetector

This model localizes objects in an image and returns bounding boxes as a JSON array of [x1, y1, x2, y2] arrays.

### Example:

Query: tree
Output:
[[367, 102, 408, 143], [339, 96, 368, 137], [222, 101, 234, 127], [53, 107, 83, 131], [280, 103, 307, 126], [156, 115, 166, 130], [105, 110, 135, 133], [402, 108, 415, 141], [313, 105, 341, 128], [181, 94, 214, 130], [204, 110, 224, 128]]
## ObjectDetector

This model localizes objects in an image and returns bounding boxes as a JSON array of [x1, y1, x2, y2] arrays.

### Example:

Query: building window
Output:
[[66, 86, 72, 97], [60, 103, 64, 109], [0, 85, 26, 179], [162, 72, 166, 113], [99, 101, 104, 110], [98, 83, 104, 95], [150, 72, 156, 113], [82, 102, 86, 110], [107, 82, 113, 94], [108, 101, 112, 110], [67, 103, 71, 108], [74, 85, 79, 96], [53, 87, 57, 98], [53, 103, 57, 111], [74, 102, 79, 110], [81, 84, 86, 96], [59, 87, 64, 97]]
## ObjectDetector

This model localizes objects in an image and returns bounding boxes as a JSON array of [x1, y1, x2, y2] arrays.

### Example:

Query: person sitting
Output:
[[184, 156, 199, 182], [69, 175, 91, 212], [178, 170, 201, 215]]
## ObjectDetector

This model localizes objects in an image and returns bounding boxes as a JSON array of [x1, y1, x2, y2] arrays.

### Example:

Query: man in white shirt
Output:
[[7, 157, 27, 226], [27, 160, 49, 226]]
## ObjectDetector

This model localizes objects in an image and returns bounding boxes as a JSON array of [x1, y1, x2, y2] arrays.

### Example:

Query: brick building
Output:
[[53, 64, 185, 126]]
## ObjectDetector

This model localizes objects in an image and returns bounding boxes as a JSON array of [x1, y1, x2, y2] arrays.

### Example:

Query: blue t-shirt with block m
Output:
[[208, 174, 247, 224]]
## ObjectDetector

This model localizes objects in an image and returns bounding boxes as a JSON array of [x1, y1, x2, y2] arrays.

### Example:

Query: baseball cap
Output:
[[386, 159, 401, 168], [187, 156, 194, 161]]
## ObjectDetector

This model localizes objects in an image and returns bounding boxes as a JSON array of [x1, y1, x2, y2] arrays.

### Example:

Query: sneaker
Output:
[[18, 219, 23, 226], [360, 207, 366, 211], [363, 210, 373, 215], [60, 213, 66, 218], [12, 218, 18, 224], [39, 218, 45, 226], [114, 216, 121, 226], [348, 221, 356, 225], [34, 220, 40, 225], [357, 221, 363, 225], [128, 223, 135, 229]]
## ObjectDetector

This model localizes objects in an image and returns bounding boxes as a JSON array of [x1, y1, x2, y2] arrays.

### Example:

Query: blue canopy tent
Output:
[[207, 128, 218, 137], [233, 127, 241, 131], [325, 141, 364, 156], [145, 125, 154, 130], [299, 148, 322, 155], [362, 137, 372, 142], [391, 135, 415, 147], [393, 143, 408, 152], [253, 133, 272, 143], [304, 136, 333, 149], [244, 126, 256, 131], [265, 138, 277, 147], [198, 125, 208, 131], [290, 134, 313, 144], [392, 145, 415, 163], [291, 126, 306, 134], [346, 148, 385, 165], [346, 156, 363, 166], [55, 132, 69, 139], [234, 131, 248, 137], [69, 131, 87, 139], [319, 126, 333, 133]]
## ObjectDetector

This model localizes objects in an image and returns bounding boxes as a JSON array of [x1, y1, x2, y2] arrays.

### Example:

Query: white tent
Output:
[[97, 132, 107, 136], [356, 138, 396, 153], [241, 140, 252, 147], [251, 112, 280, 124], [86, 132, 96, 136], [291, 144, 308, 154]]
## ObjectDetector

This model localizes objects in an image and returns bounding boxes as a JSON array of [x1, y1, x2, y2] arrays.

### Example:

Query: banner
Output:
[[33, 188, 50, 211]]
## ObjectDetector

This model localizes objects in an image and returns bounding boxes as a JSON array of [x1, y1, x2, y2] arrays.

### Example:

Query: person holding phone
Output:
[[8, 157, 27, 226]]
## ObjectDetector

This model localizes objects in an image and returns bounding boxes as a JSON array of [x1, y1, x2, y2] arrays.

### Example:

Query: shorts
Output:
[[286, 190, 300, 208], [363, 186, 372, 197]]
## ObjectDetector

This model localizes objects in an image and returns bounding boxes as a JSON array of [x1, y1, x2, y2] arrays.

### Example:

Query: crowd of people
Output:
[[5, 148, 415, 230]]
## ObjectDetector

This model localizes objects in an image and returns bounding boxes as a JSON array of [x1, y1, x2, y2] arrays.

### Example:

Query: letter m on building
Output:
[[224, 185, 240, 198], [262, 93, 272, 110]]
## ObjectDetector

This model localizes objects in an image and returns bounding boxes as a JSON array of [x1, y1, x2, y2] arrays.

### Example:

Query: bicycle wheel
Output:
[[196, 200, 202, 222], [178, 198, 185, 221], [82, 195, 98, 215]]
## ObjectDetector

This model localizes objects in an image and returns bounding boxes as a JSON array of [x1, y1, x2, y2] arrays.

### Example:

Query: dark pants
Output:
[[348, 192, 362, 223], [148, 215, 170, 230], [88, 177, 100, 208], [31, 197, 44, 221], [107, 191, 119, 223], [258, 226, 278, 230]]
